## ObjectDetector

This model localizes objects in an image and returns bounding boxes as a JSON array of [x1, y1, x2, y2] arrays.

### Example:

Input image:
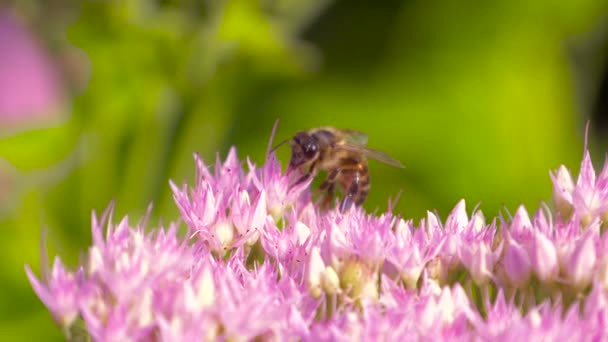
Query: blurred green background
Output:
[[2, 0, 608, 340]]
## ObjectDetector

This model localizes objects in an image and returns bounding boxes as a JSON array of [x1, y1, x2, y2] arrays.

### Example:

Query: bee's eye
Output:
[[304, 142, 317, 157]]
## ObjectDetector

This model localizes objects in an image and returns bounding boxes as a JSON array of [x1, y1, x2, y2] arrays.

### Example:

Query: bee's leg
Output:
[[319, 169, 339, 191], [319, 169, 339, 210], [290, 161, 318, 189], [320, 183, 336, 210], [339, 169, 362, 212]]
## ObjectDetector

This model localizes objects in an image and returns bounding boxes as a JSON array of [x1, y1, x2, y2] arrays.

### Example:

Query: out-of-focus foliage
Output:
[[1, 0, 607, 339]]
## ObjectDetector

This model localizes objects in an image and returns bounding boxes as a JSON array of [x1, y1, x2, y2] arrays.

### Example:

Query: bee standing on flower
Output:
[[273, 127, 404, 211]]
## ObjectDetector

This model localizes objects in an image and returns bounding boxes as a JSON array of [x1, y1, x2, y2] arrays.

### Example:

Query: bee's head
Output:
[[289, 131, 320, 169]]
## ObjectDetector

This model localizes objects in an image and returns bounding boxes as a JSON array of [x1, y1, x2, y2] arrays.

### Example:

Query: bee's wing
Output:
[[340, 129, 369, 146], [336, 144, 405, 168]]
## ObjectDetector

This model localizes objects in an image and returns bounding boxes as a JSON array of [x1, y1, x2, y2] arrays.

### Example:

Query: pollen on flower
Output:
[[214, 221, 234, 251], [598, 257, 608, 289], [269, 204, 285, 222], [339, 260, 378, 300], [185, 269, 215, 312], [320, 266, 340, 295], [26, 141, 608, 340]]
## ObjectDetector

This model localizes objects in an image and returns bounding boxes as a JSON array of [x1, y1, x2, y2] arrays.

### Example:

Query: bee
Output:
[[273, 127, 404, 211]]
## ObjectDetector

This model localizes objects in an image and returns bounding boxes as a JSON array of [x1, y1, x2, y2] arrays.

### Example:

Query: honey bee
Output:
[[273, 127, 404, 211]]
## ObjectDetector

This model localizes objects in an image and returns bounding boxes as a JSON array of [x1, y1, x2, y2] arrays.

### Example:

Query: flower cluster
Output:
[[27, 144, 608, 340]]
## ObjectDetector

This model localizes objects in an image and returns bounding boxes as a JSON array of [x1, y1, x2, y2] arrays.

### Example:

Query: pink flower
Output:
[[470, 291, 522, 339], [531, 230, 559, 283], [25, 258, 83, 327], [230, 188, 268, 247], [385, 217, 443, 289], [27, 141, 608, 340], [551, 151, 608, 225], [0, 11, 65, 126], [502, 237, 532, 287], [459, 213, 500, 286], [247, 153, 311, 220], [563, 230, 596, 290], [551, 165, 575, 220]]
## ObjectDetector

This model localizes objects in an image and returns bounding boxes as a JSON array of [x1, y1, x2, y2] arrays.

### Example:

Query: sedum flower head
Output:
[[551, 151, 608, 226], [26, 141, 608, 340], [26, 257, 82, 328]]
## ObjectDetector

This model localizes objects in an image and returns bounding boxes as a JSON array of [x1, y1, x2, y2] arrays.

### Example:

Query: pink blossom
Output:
[[27, 142, 608, 340], [502, 237, 532, 287], [0, 11, 64, 125], [25, 258, 83, 327], [563, 229, 596, 290], [531, 230, 559, 283], [551, 151, 608, 225]]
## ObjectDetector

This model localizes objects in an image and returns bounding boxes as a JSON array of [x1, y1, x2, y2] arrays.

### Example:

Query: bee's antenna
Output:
[[267, 118, 281, 158], [270, 139, 289, 154]]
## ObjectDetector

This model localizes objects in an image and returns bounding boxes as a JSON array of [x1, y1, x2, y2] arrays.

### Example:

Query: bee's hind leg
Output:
[[339, 165, 370, 213], [339, 195, 355, 212], [339, 170, 362, 212]]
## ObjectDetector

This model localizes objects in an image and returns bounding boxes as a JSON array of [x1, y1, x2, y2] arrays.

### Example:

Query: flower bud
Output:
[[565, 232, 595, 290], [214, 221, 234, 251], [306, 247, 325, 299], [531, 231, 558, 283], [503, 239, 531, 288], [460, 242, 494, 286], [321, 266, 340, 295], [427, 258, 448, 285], [401, 265, 423, 290], [551, 166, 574, 221]]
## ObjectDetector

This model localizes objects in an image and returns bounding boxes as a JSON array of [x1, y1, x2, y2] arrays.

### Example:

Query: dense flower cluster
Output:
[[26, 146, 608, 341]]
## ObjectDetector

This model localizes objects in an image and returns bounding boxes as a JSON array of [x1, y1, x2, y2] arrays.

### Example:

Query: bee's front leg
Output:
[[290, 161, 318, 190]]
